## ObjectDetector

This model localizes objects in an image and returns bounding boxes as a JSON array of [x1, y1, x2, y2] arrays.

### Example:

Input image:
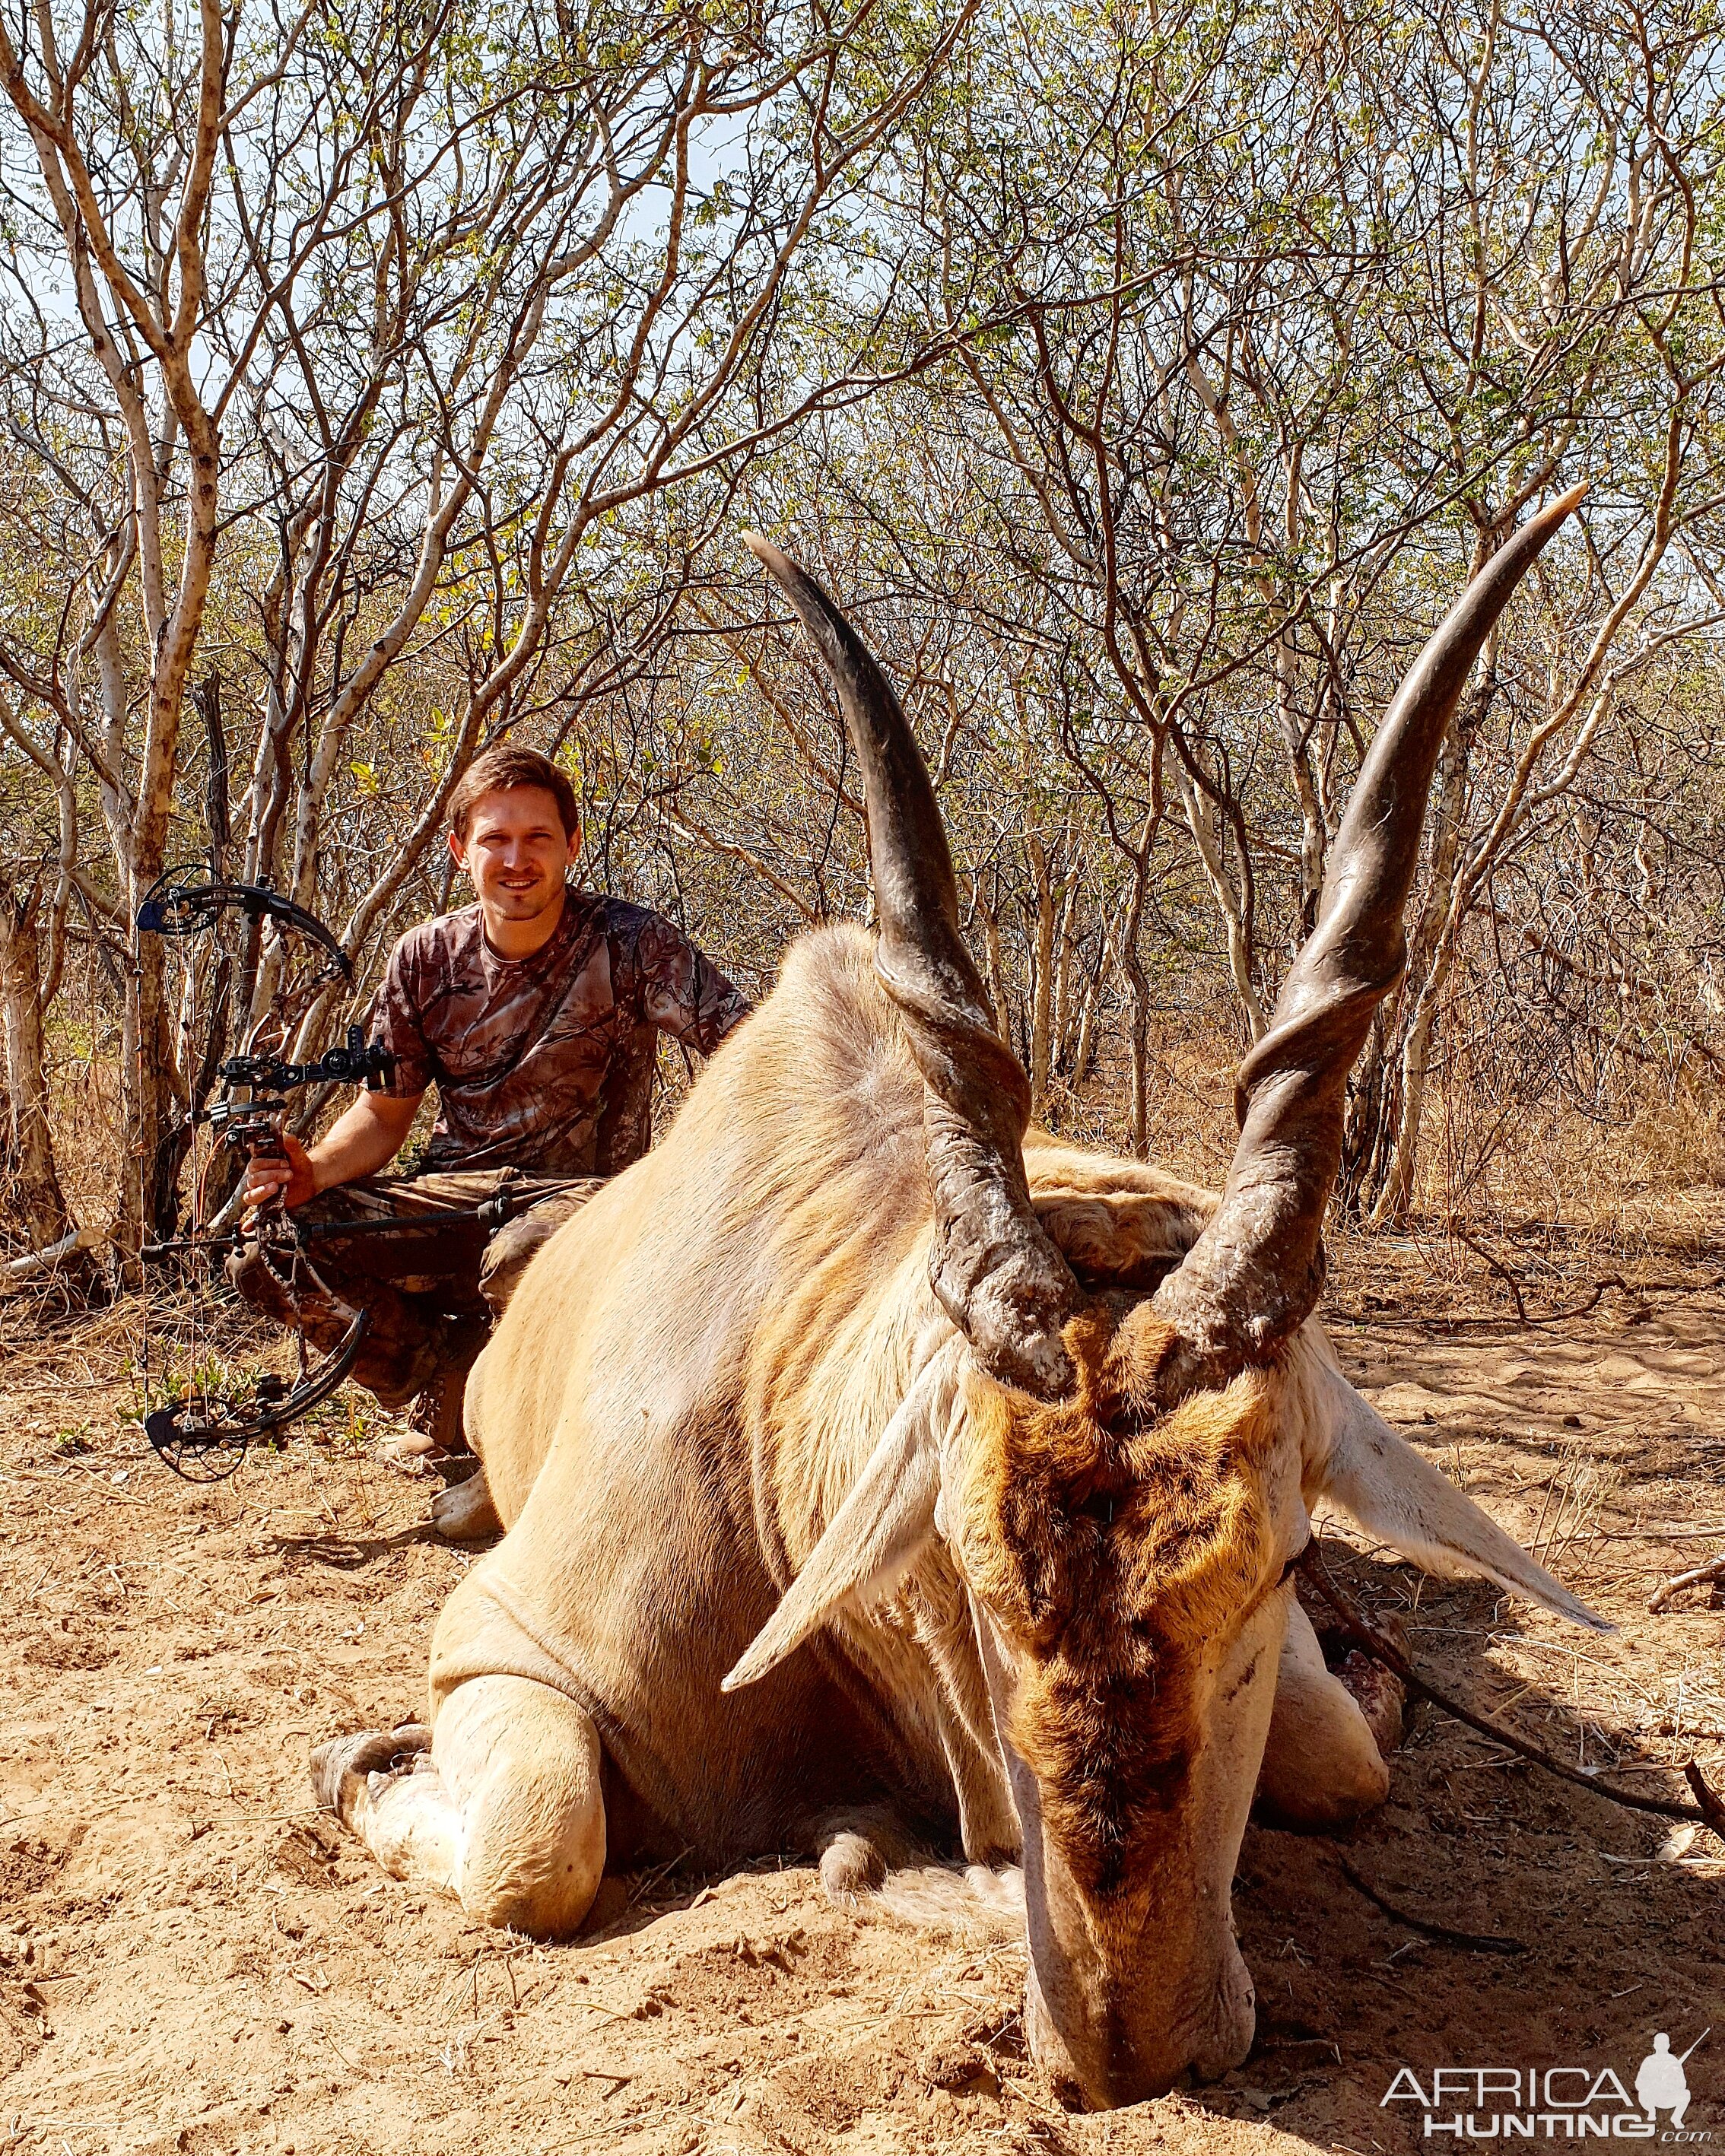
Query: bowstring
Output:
[[188, 907, 230, 1422], [255, 914, 304, 1422], [139, 903, 208, 1437], [249, 915, 351, 1427], [176, 906, 217, 1427], [153, 900, 319, 1443]]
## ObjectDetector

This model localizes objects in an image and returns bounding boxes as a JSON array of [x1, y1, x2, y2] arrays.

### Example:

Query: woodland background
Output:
[[2, 0, 1723, 1289]]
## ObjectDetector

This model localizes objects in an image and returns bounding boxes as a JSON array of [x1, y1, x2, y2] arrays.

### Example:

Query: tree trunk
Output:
[[0, 874, 77, 1249], [1071, 935, 1104, 1088], [1370, 975, 1445, 1226], [1118, 850, 1153, 1159], [973, 873, 1013, 1046], [1174, 759, 1266, 1041], [1027, 830, 1056, 1117], [1052, 862, 1081, 1068], [1277, 656, 1326, 940]]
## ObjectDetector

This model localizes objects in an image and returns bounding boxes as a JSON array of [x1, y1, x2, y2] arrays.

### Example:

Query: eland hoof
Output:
[[431, 1465, 501, 1542], [821, 1831, 888, 1902], [311, 1723, 430, 1815]]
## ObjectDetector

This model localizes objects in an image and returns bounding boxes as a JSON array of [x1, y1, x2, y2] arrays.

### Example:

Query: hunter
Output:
[[235, 742, 750, 1460]]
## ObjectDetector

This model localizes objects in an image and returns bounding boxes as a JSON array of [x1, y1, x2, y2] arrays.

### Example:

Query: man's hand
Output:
[[241, 1088, 424, 1214], [244, 1133, 317, 1212]]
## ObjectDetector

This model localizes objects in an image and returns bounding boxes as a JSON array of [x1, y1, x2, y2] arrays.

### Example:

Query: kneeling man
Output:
[[235, 743, 748, 1488]]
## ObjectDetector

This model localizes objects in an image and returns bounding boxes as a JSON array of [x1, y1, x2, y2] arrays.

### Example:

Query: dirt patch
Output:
[[1, 1234, 1721, 2154]]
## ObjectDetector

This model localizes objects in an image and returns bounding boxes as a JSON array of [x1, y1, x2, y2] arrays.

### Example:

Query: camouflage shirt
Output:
[[368, 887, 750, 1175]]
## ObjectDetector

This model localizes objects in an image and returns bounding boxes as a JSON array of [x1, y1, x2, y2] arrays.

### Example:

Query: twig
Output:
[[626, 1845, 694, 1907], [1450, 1227, 1527, 1323], [1361, 1270, 1723, 1335], [1650, 1551, 1725, 1615], [1685, 1764, 1725, 1842], [1335, 1856, 1525, 1955], [1600, 1527, 1725, 1543], [1298, 1545, 1725, 1840]]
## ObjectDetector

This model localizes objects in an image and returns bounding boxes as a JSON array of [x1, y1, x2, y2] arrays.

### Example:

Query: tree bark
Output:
[[0, 873, 76, 1249], [972, 873, 1013, 1046]]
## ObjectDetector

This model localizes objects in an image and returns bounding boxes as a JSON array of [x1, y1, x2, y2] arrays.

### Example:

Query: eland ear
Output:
[[1313, 1367, 1610, 1633], [721, 1351, 958, 1692]]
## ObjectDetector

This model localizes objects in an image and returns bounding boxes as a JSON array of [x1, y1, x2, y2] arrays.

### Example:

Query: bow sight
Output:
[[219, 1030, 396, 1097], [205, 1029, 396, 1152]]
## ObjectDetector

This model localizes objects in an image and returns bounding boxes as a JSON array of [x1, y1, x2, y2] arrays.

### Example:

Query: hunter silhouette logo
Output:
[[1637, 2035, 1708, 2134], [1382, 2031, 1711, 2141]]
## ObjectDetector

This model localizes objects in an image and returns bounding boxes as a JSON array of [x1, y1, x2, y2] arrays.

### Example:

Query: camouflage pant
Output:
[[227, 1168, 602, 1415]]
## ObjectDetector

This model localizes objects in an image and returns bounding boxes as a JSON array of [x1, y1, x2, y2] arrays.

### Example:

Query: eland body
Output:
[[316, 507, 1599, 2107]]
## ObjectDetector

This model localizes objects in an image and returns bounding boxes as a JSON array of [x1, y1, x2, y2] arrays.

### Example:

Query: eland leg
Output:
[[1256, 1596, 1392, 1827], [313, 1674, 605, 1935]]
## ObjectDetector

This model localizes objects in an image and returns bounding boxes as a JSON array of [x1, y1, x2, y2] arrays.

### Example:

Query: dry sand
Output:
[[2, 1239, 1721, 2154]]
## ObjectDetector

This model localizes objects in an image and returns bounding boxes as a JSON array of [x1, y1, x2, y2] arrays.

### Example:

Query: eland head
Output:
[[729, 506, 1598, 2107]]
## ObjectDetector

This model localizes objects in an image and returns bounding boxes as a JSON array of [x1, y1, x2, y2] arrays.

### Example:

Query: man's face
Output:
[[448, 787, 579, 925]]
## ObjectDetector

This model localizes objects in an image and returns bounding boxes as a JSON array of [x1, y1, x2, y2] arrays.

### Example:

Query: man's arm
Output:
[[243, 1088, 425, 1211], [633, 913, 751, 1054]]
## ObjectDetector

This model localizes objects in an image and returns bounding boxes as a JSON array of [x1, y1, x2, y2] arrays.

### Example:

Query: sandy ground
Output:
[[2, 1231, 1722, 2156]]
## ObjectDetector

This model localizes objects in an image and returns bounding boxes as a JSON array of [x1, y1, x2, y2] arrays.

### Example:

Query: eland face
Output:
[[955, 1311, 1293, 2100]]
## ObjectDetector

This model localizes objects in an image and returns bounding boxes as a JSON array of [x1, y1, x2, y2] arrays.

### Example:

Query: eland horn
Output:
[[745, 534, 1080, 1397], [1153, 484, 1589, 1380]]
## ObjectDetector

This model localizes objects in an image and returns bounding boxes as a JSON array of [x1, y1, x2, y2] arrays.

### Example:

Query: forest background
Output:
[[2, 0, 1722, 1292]]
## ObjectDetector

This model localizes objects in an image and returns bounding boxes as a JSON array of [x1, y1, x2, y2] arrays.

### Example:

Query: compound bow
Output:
[[135, 867, 395, 1480]]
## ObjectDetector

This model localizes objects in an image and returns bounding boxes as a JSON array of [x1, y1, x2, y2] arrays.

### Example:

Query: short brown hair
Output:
[[449, 743, 580, 842]]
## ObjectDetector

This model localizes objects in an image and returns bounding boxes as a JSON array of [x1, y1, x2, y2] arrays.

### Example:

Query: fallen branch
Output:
[[1335, 1855, 1525, 1955], [567, 2066, 633, 2091], [2, 1223, 103, 1285], [1298, 1545, 1725, 1843], [1650, 1551, 1725, 1615]]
